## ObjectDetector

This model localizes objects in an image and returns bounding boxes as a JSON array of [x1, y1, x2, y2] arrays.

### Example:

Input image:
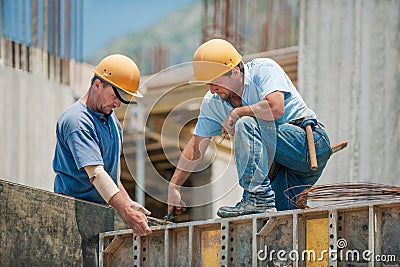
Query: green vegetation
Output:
[[87, 2, 202, 74]]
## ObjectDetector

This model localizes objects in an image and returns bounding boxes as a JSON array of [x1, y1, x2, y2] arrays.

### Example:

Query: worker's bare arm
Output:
[[236, 90, 284, 120], [168, 135, 210, 213], [84, 165, 152, 236], [170, 135, 210, 185], [222, 91, 284, 135]]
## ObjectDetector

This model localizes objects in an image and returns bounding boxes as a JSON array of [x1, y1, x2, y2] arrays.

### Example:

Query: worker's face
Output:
[[208, 75, 235, 100], [94, 80, 122, 114], [207, 68, 241, 100]]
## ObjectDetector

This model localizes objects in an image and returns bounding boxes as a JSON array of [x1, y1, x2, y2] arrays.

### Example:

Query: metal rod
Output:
[[135, 104, 146, 206]]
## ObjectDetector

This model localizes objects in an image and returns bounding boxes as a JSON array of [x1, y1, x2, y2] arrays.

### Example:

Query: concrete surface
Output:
[[0, 179, 128, 267], [298, 0, 400, 186], [0, 65, 76, 191]]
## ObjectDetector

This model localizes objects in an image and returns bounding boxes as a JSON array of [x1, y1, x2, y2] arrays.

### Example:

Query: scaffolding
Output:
[[202, 0, 299, 55], [0, 0, 84, 85]]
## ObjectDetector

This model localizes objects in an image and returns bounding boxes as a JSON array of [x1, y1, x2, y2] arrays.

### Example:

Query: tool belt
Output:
[[268, 161, 281, 184], [268, 117, 326, 183], [268, 118, 347, 184], [288, 117, 325, 131]]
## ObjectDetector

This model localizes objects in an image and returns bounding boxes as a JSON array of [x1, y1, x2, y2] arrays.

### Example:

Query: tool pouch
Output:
[[268, 161, 281, 184]]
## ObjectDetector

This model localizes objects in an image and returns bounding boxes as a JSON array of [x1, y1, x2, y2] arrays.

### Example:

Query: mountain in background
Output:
[[87, 1, 202, 75]]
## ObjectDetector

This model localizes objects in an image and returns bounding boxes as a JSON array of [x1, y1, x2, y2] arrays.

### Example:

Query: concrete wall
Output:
[[210, 153, 242, 218], [0, 179, 128, 266], [298, 0, 400, 185], [0, 65, 76, 190]]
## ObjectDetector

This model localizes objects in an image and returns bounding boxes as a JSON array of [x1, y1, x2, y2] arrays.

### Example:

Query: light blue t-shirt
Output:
[[194, 58, 315, 137], [53, 100, 122, 204]]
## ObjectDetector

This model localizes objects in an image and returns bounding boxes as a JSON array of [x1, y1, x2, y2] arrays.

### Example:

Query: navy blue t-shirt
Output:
[[53, 100, 122, 204]]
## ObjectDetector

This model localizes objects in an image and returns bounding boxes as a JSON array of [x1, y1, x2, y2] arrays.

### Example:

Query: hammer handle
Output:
[[306, 124, 318, 171]]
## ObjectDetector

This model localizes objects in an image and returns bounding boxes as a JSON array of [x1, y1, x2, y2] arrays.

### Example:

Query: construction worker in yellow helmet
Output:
[[53, 54, 152, 236], [167, 39, 332, 218]]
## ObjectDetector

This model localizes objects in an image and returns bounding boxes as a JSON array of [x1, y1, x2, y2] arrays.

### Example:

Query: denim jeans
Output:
[[234, 116, 332, 211]]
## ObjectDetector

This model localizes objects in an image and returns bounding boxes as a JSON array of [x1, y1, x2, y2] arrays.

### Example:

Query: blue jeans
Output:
[[234, 116, 332, 211]]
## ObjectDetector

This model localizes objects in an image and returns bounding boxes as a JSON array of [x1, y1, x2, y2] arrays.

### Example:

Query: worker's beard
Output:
[[98, 104, 113, 115], [217, 92, 229, 99]]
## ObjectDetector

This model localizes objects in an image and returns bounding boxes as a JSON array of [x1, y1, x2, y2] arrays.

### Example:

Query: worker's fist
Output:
[[222, 110, 240, 135], [167, 185, 186, 214]]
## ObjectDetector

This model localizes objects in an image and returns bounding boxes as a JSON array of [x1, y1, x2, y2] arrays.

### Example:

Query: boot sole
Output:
[[217, 208, 276, 218]]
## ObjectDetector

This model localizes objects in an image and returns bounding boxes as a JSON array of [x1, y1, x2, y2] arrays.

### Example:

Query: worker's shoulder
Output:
[[57, 101, 95, 131], [245, 58, 285, 79], [202, 90, 223, 104], [246, 58, 279, 68]]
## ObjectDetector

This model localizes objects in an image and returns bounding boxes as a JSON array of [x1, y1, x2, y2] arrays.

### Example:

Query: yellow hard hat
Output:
[[192, 39, 242, 82], [93, 54, 142, 104]]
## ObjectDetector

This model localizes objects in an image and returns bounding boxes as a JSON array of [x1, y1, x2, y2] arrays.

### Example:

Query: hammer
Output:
[[305, 124, 318, 171]]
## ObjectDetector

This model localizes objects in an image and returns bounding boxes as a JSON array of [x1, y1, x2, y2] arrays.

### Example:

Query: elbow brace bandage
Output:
[[86, 165, 120, 203]]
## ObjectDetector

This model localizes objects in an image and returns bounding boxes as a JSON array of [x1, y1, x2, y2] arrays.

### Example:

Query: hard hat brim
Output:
[[187, 74, 209, 86], [191, 60, 237, 84], [113, 87, 142, 105], [95, 75, 142, 105]]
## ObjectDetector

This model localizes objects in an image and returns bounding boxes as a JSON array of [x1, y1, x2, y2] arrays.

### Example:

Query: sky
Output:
[[83, 0, 199, 59]]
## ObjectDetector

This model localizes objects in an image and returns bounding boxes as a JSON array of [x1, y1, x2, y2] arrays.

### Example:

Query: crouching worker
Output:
[[167, 39, 332, 218]]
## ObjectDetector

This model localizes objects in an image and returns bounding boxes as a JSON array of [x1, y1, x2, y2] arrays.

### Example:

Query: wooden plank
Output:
[[103, 236, 125, 255]]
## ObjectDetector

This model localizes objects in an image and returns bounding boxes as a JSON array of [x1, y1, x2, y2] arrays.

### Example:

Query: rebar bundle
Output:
[[284, 183, 400, 209]]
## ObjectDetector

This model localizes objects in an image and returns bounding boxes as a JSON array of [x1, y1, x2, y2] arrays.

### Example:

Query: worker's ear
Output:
[[231, 66, 241, 76], [93, 78, 103, 91]]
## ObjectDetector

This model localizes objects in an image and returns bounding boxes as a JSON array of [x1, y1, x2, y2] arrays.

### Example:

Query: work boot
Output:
[[217, 200, 276, 218]]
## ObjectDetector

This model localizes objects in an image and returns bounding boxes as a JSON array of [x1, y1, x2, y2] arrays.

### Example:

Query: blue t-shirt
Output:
[[194, 58, 315, 137], [53, 100, 122, 204]]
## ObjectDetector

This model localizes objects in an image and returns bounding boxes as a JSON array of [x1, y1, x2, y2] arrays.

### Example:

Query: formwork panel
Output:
[[337, 209, 369, 266], [380, 207, 400, 265], [0, 179, 128, 267], [306, 217, 329, 266], [257, 216, 293, 266], [168, 227, 190, 266], [102, 234, 133, 267], [193, 224, 222, 266], [228, 220, 253, 266], [144, 230, 164, 266], [98, 200, 400, 267]]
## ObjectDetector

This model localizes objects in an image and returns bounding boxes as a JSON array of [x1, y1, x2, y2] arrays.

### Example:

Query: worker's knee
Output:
[[235, 116, 257, 132]]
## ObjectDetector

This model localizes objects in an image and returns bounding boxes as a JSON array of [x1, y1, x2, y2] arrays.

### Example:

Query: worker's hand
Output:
[[122, 208, 152, 236], [167, 184, 186, 214], [130, 200, 151, 216], [109, 193, 152, 236], [222, 110, 240, 135]]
